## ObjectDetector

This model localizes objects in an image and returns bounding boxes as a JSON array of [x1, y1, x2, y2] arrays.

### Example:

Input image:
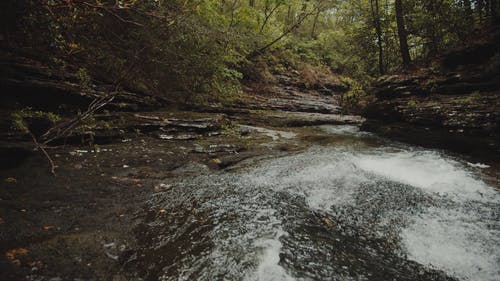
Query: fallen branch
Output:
[[41, 93, 116, 144], [29, 92, 116, 176], [30, 133, 57, 176]]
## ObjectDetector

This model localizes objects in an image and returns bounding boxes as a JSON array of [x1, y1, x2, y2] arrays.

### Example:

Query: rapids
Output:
[[135, 125, 499, 281]]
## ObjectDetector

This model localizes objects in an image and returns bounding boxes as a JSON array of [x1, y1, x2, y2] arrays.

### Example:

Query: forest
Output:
[[2, 0, 498, 102], [1, 1, 500, 281]]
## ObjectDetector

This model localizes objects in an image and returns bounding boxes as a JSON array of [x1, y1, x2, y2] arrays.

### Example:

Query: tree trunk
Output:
[[486, 0, 491, 22], [491, 0, 499, 23], [463, 0, 474, 25], [220, 0, 226, 13], [260, 2, 282, 34], [422, 0, 438, 57], [311, 10, 321, 39], [371, 0, 384, 75], [395, 0, 411, 68], [478, 0, 485, 24]]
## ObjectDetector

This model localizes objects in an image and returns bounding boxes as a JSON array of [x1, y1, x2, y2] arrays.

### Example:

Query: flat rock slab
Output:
[[42, 112, 229, 145], [248, 111, 365, 127], [243, 93, 340, 114], [239, 125, 297, 141]]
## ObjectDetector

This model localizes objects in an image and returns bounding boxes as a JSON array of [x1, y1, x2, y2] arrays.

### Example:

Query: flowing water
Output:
[[134, 125, 499, 281]]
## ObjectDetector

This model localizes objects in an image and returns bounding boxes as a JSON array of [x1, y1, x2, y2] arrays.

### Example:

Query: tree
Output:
[[395, 0, 411, 68], [370, 0, 384, 75]]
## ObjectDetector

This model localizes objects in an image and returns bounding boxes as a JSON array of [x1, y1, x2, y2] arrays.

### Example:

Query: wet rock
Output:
[[251, 111, 365, 127], [154, 183, 173, 192], [157, 134, 198, 141], [239, 125, 297, 141], [193, 144, 242, 154], [0, 145, 35, 170], [170, 162, 211, 176]]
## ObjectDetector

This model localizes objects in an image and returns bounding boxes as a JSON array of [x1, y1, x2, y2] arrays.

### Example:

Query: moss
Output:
[[117, 102, 128, 108], [102, 121, 112, 130], [407, 100, 418, 108], [459, 91, 482, 105]]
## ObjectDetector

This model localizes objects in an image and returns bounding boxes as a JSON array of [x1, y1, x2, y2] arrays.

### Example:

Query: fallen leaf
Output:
[[0, 217, 4, 224], [111, 176, 142, 185], [4, 177, 17, 184], [323, 218, 335, 228], [42, 225, 56, 231], [5, 248, 29, 260], [211, 159, 222, 164]]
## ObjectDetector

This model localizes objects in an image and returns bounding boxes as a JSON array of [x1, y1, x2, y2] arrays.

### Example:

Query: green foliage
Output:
[[11, 108, 61, 133], [77, 68, 92, 92], [407, 99, 418, 108], [4, 0, 495, 104], [460, 91, 482, 105], [340, 77, 368, 112]]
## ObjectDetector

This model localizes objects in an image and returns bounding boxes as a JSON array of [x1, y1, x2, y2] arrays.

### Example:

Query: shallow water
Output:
[[138, 125, 499, 281]]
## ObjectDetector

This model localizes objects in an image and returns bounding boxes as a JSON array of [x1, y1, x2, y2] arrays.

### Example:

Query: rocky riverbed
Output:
[[0, 55, 366, 280], [1, 48, 499, 281]]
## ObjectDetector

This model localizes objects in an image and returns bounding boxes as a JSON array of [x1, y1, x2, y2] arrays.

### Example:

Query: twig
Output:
[[81, 1, 144, 27], [249, 10, 316, 58], [30, 133, 57, 176]]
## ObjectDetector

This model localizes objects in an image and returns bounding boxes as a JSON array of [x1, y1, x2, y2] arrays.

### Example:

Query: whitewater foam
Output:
[[354, 150, 496, 201], [402, 207, 500, 281]]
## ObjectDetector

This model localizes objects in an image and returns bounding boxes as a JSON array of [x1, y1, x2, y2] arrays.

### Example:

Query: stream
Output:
[[135, 125, 499, 281]]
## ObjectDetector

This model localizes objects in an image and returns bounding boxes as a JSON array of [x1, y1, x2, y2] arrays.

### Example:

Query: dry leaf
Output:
[[42, 225, 56, 231], [5, 248, 29, 260], [4, 177, 17, 184], [111, 176, 142, 185], [323, 218, 335, 228]]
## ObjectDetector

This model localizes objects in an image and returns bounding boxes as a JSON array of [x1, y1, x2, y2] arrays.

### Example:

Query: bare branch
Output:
[[30, 133, 57, 176]]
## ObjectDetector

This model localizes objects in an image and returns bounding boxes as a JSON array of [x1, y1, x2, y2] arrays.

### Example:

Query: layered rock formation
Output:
[[363, 32, 500, 160]]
